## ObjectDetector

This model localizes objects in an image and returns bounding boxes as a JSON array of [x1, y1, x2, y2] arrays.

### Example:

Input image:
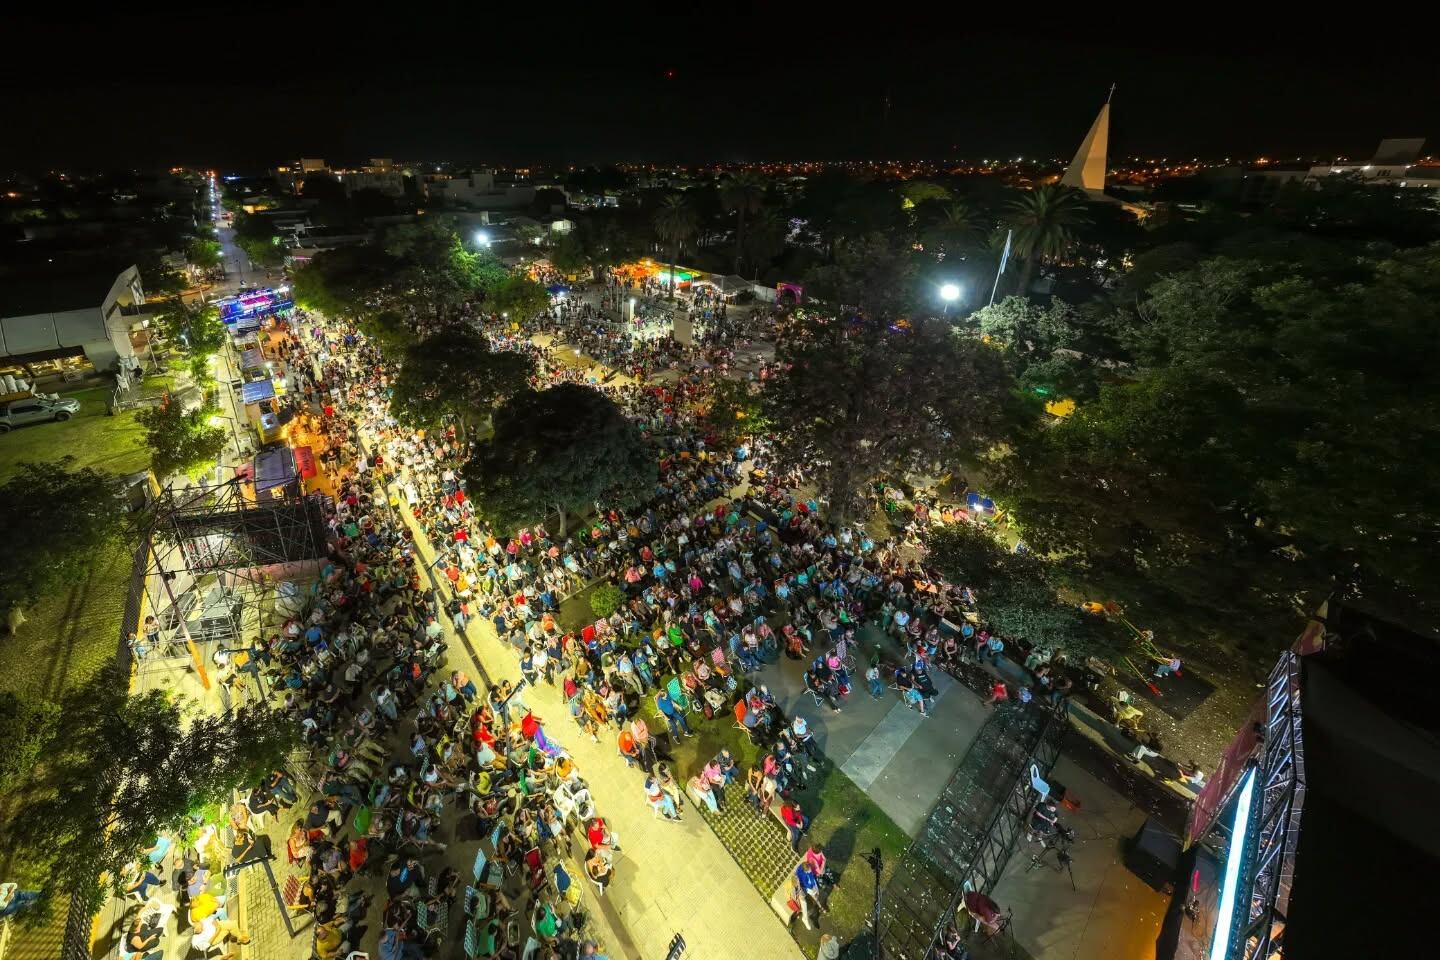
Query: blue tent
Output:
[[240, 379, 276, 404]]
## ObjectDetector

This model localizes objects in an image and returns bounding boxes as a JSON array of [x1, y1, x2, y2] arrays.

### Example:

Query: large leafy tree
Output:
[[921, 202, 984, 261], [463, 384, 656, 535], [653, 196, 698, 300], [382, 220, 504, 324], [0, 460, 130, 630], [0, 663, 296, 919], [137, 402, 229, 480], [488, 275, 551, 322], [926, 524, 1103, 654], [388, 325, 534, 439], [999, 244, 1440, 649], [185, 237, 222, 272], [720, 172, 766, 273], [765, 311, 1016, 524], [1006, 185, 1090, 295], [291, 244, 392, 318]]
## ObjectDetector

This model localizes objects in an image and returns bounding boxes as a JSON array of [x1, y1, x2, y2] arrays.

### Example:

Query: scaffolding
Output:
[[135, 473, 329, 690]]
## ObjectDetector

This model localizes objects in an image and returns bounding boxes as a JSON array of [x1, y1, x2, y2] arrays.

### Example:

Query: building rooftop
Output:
[[0, 259, 134, 317]]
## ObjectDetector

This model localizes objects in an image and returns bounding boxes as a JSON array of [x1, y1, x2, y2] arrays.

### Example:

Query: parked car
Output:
[[0, 396, 82, 432]]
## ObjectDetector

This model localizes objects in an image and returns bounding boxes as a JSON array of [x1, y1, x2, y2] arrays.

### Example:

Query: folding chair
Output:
[[552, 863, 581, 908], [665, 676, 693, 714], [834, 637, 855, 671]]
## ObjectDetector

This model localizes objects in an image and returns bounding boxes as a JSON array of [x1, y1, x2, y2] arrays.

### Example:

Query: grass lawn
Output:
[[635, 683, 910, 958], [0, 385, 150, 482]]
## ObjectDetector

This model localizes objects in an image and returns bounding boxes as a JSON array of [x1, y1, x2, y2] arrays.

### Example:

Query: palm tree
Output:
[[742, 207, 786, 279], [1006, 185, 1090, 296], [653, 196, 698, 300], [719, 172, 765, 274], [923, 202, 982, 261]]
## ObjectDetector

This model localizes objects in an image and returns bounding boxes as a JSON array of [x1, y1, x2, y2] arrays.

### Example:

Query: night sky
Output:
[[6, 14, 1436, 171]]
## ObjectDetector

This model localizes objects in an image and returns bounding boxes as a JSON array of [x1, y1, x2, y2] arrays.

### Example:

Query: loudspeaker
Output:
[[1125, 817, 1181, 894]]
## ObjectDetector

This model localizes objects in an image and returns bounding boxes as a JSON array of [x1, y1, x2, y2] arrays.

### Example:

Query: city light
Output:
[[474, 230, 490, 246], [940, 283, 961, 302], [208, 414, 227, 427]]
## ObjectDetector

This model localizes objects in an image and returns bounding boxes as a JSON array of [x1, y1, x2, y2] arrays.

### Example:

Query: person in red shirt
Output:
[[780, 801, 809, 851]]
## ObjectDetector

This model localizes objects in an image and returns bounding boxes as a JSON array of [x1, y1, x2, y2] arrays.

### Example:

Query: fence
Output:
[[876, 702, 1066, 959]]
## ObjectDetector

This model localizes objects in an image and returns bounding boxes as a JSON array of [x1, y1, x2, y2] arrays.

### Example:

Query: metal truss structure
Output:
[[1235, 650, 1307, 960], [138, 474, 328, 682]]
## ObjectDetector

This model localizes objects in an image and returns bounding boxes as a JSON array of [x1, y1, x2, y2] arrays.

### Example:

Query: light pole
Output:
[[939, 282, 961, 317], [209, 413, 243, 459]]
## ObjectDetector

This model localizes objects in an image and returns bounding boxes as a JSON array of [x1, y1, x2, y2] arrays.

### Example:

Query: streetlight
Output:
[[474, 230, 491, 247], [939, 282, 961, 316]]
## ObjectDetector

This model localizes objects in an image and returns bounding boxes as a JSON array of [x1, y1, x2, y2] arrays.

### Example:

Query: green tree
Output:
[[463, 384, 656, 535], [765, 312, 1016, 523], [703, 378, 770, 442], [137, 402, 229, 480], [388, 325, 534, 439], [291, 245, 391, 318], [357, 309, 413, 356], [805, 233, 919, 321], [653, 196, 698, 300], [383, 220, 504, 323], [0, 662, 296, 919], [185, 237, 222, 272], [720, 172, 766, 274], [926, 524, 1103, 655], [488, 275, 551, 321], [921, 202, 983, 261], [589, 583, 626, 620], [999, 243, 1440, 652], [1006, 185, 1090, 296], [742, 207, 788, 278], [0, 459, 130, 630]]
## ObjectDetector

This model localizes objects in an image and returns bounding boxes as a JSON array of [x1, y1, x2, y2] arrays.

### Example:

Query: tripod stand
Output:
[[1026, 837, 1077, 891]]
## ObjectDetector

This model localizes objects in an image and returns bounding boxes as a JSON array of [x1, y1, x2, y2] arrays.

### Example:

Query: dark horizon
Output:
[[5, 15, 1437, 171]]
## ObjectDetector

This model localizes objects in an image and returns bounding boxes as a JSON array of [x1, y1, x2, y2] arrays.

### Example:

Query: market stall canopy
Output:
[[717, 274, 750, 293], [240, 347, 266, 369], [240, 379, 276, 404], [253, 446, 297, 495]]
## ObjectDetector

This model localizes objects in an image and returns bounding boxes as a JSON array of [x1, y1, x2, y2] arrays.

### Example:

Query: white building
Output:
[[334, 169, 407, 198], [424, 171, 535, 210], [0, 262, 148, 378], [1307, 138, 1440, 193]]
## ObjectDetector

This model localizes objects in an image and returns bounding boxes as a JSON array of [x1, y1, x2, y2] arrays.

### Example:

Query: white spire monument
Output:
[[1061, 85, 1114, 198]]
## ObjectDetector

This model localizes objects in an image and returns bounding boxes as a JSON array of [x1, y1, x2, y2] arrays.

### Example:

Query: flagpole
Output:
[[989, 229, 1013, 306]]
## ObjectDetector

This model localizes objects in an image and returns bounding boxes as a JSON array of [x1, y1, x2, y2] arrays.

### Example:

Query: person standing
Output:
[[655, 688, 692, 739]]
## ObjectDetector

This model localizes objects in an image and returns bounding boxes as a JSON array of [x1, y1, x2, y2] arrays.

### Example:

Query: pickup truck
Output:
[[0, 396, 82, 432]]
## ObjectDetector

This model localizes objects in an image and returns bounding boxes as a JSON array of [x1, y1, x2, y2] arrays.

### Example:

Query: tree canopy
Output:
[[137, 402, 228, 480], [488, 275, 551, 321], [0, 663, 295, 918], [765, 311, 1016, 523], [388, 324, 534, 438], [0, 459, 131, 625], [463, 384, 656, 535], [996, 242, 1440, 646]]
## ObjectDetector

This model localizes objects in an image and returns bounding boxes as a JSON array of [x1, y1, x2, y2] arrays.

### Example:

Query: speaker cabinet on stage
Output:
[[1125, 817, 1182, 894]]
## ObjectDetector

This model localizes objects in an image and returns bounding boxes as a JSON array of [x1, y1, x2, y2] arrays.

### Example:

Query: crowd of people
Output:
[[115, 264, 1092, 960]]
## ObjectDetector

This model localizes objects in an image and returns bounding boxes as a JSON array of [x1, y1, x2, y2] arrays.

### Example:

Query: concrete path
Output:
[[749, 623, 990, 836], [990, 754, 1167, 960]]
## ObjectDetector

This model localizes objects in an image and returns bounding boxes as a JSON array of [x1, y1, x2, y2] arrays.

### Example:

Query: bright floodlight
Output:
[[475, 230, 490, 246], [940, 283, 961, 302], [208, 414, 226, 427]]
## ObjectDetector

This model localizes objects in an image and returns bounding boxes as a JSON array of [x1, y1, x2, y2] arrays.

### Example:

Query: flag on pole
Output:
[[989, 229, 1014, 307]]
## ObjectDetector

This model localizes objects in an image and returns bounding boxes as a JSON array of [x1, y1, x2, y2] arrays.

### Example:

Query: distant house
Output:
[[0, 261, 148, 379]]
